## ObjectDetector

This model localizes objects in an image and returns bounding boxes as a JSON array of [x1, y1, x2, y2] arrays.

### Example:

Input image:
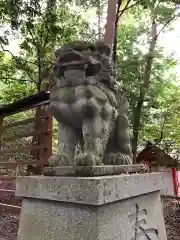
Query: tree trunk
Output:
[[112, 0, 122, 64], [96, 0, 102, 40], [132, 18, 157, 162], [104, 0, 118, 48]]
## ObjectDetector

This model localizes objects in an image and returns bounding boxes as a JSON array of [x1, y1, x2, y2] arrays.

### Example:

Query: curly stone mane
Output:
[[49, 40, 133, 166]]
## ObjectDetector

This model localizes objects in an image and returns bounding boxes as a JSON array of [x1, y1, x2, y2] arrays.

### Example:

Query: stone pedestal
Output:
[[16, 173, 167, 240]]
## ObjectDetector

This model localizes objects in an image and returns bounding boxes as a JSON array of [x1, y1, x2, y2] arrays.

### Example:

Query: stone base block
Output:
[[16, 173, 167, 240], [43, 164, 144, 177]]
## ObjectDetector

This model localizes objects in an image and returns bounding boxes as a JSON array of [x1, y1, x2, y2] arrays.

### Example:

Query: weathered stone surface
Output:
[[158, 171, 175, 196], [17, 174, 167, 240], [16, 173, 164, 205], [43, 164, 143, 177], [18, 192, 167, 240], [151, 167, 174, 196], [49, 40, 133, 167]]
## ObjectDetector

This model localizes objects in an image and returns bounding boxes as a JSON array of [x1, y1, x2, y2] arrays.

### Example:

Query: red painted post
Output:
[[44, 104, 52, 164], [172, 168, 178, 196], [104, 0, 118, 48], [39, 105, 52, 171], [0, 116, 3, 148]]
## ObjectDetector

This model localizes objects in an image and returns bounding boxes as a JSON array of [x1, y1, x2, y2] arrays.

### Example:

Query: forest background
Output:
[[0, 0, 180, 162]]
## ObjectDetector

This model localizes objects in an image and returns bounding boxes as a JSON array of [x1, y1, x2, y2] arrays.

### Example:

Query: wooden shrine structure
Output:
[[136, 141, 179, 196]]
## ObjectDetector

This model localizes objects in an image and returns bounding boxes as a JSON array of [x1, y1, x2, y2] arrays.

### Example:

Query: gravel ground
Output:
[[0, 198, 179, 240], [0, 210, 19, 240], [163, 198, 180, 240], [0, 182, 20, 240]]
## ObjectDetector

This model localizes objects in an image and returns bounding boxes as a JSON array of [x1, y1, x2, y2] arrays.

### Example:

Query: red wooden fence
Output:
[[0, 91, 52, 212]]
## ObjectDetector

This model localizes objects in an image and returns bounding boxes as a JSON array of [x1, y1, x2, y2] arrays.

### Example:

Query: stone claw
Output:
[[75, 152, 103, 166], [105, 153, 132, 165], [48, 153, 72, 166]]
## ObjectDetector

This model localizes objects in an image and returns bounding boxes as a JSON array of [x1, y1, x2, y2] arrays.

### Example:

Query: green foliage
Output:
[[0, 0, 94, 93], [116, 3, 180, 155], [155, 5, 175, 23], [0, 82, 36, 104]]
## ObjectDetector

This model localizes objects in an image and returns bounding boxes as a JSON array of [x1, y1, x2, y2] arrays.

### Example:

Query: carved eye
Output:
[[152, 152, 155, 156]]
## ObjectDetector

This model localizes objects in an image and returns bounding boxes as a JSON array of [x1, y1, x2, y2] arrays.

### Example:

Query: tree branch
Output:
[[42, 22, 50, 49], [155, 116, 166, 144], [0, 42, 35, 81], [118, 0, 143, 17], [119, 0, 132, 19], [0, 43, 38, 66], [155, 0, 163, 9], [156, 10, 180, 38], [113, 0, 142, 64], [25, 22, 38, 47], [116, 0, 123, 24], [112, 0, 122, 64]]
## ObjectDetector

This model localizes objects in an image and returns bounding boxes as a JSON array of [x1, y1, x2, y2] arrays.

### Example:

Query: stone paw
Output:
[[48, 153, 72, 166], [105, 153, 132, 165], [75, 152, 103, 166]]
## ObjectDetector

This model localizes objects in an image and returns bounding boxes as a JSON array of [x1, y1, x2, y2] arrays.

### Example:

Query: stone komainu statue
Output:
[[49, 41, 133, 166]]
